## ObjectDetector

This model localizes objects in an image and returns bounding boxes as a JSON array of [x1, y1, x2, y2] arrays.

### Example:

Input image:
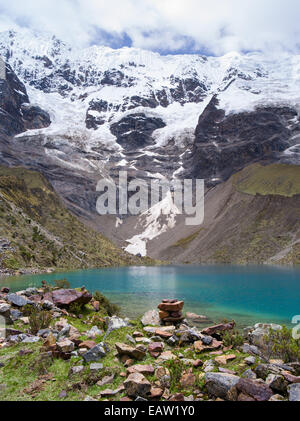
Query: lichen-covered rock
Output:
[[205, 372, 240, 399], [141, 310, 160, 326], [124, 373, 151, 398]]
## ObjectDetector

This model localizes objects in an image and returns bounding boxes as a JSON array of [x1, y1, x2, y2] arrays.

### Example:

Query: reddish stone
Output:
[[155, 329, 173, 339], [169, 393, 185, 401], [158, 301, 184, 312], [51, 289, 92, 308], [236, 378, 273, 402], [79, 340, 96, 350], [193, 359, 204, 368], [148, 342, 164, 358], [0, 287, 10, 294], [120, 397, 132, 402], [126, 364, 155, 376], [150, 387, 164, 399], [159, 311, 169, 319], [283, 373, 300, 384], [201, 322, 235, 336]]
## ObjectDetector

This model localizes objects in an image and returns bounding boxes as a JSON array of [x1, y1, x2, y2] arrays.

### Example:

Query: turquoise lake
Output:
[[1, 265, 300, 328]]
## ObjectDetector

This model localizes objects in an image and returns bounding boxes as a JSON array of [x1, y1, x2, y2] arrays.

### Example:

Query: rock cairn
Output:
[[158, 299, 185, 325]]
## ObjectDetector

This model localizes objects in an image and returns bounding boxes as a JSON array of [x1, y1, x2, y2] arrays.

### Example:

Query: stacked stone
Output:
[[158, 299, 185, 325]]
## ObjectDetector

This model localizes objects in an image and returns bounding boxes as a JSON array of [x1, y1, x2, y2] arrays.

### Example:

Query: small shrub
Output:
[[263, 325, 300, 363], [69, 302, 83, 316], [222, 330, 244, 348], [29, 309, 52, 335], [52, 279, 70, 289], [165, 359, 185, 392], [93, 291, 120, 316]]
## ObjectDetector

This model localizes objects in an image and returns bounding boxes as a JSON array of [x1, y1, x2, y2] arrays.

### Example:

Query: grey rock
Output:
[[245, 356, 256, 365], [6, 294, 30, 307], [126, 334, 136, 345], [37, 328, 52, 338], [141, 310, 160, 327], [57, 325, 70, 340], [87, 326, 103, 338], [84, 396, 98, 401], [241, 343, 260, 356], [22, 335, 40, 344], [10, 309, 22, 321], [71, 365, 84, 375], [83, 343, 106, 363], [242, 369, 257, 380], [90, 363, 103, 372], [167, 335, 179, 346], [201, 335, 213, 345], [288, 384, 300, 401], [24, 288, 38, 297], [0, 304, 10, 313], [42, 300, 55, 310], [205, 372, 240, 399], [266, 374, 288, 393]]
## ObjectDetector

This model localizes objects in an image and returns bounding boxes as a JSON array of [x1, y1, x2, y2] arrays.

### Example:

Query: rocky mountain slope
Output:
[[147, 164, 300, 265], [0, 27, 299, 263], [0, 166, 147, 274]]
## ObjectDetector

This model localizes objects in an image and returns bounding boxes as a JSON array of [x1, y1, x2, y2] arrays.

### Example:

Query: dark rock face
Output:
[[184, 95, 298, 184], [0, 60, 51, 136], [21, 104, 51, 130], [110, 113, 166, 151]]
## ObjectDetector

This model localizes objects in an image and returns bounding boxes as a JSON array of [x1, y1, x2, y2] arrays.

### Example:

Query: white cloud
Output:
[[0, 0, 299, 55]]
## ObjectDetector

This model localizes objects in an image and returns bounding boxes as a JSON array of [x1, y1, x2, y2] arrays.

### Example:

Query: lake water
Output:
[[1, 265, 300, 329]]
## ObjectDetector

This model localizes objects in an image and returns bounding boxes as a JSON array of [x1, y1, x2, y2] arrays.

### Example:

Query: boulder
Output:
[[248, 323, 282, 348], [87, 326, 103, 338], [124, 373, 151, 398], [215, 354, 236, 365], [148, 342, 164, 358], [56, 339, 75, 353], [201, 322, 235, 336], [288, 384, 300, 401], [194, 339, 222, 353], [6, 293, 30, 307], [79, 340, 96, 350], [235, 378, 274, 401], [205, 372, 240, 399], [51, 289, 92, 308], [82, 343, 106, 363], [106, 316, 130, 332], [266, 374, 288, 393], [180, 370, 196, 388], [90, 363, 103, 372], [141, 310, 160, 326], [126, 364, 155, 376], [115, 343, 146, 361]]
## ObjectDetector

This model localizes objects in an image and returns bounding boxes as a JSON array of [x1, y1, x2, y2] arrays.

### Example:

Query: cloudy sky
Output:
[[0, 0, 299, 55]]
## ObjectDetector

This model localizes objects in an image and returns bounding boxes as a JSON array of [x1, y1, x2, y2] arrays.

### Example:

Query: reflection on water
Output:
[[1, 265, 300, 328]]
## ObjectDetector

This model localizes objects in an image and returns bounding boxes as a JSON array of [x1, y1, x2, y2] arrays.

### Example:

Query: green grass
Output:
[[233, 163, 300, 197], [172, 229, 203, 248]]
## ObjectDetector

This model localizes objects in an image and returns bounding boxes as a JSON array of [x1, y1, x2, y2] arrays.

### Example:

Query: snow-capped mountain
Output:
[[0, 27, 300, 258]]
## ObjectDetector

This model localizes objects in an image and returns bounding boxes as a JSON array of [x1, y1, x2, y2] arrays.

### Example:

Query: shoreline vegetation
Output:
[[0, 282, 300, 402]]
